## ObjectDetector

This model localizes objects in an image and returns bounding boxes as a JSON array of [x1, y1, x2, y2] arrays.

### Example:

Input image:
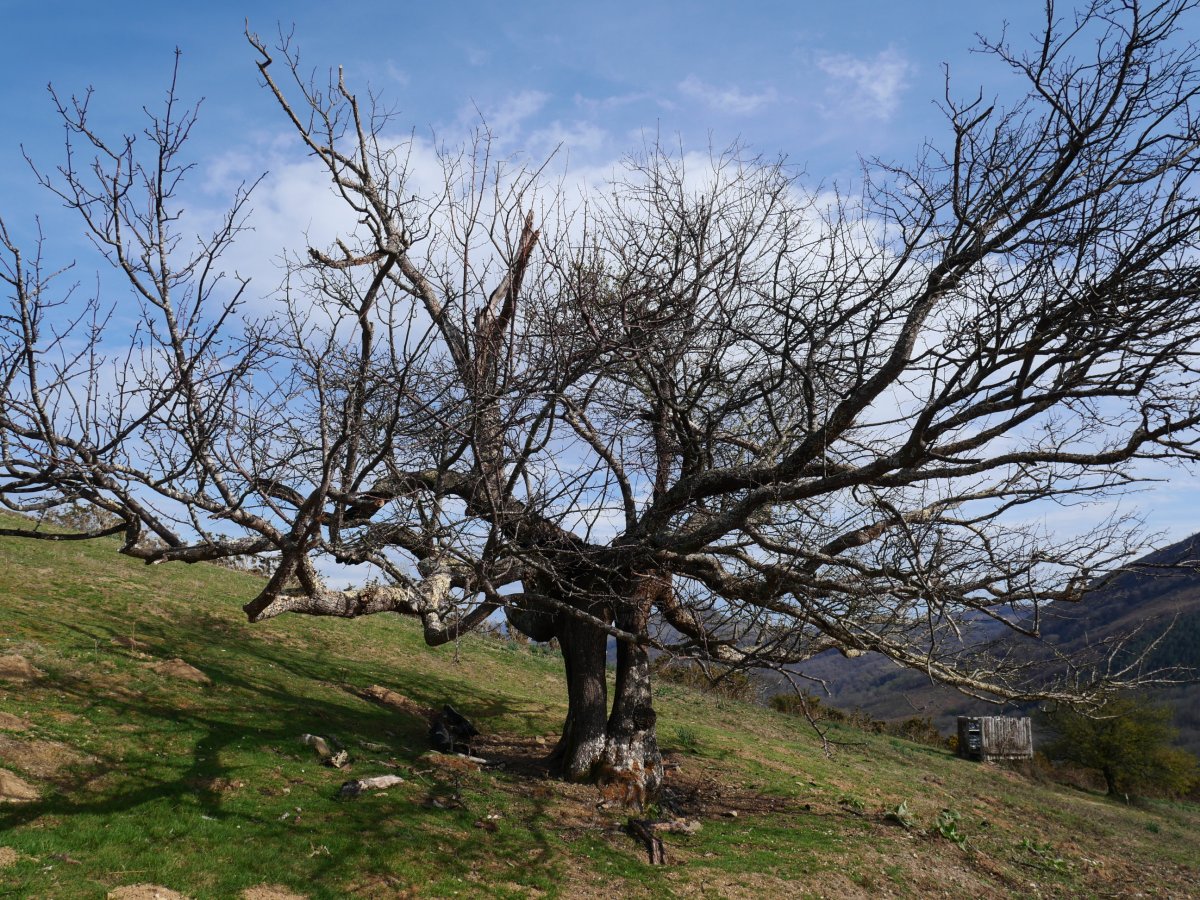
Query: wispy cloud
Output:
[[677, 75, 777, 116], [463, 45, 490, 67], [479, 89, 551, 138], [385, 61, 410, 87], [815, 47, 912, 121], [529, 120, 609, 155]]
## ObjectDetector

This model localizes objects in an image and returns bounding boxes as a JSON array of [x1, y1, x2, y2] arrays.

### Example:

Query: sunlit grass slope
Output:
[[1, 516, 1197, 898]]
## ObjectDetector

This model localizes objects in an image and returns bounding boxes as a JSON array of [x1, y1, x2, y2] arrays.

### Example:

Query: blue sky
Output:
[[2, 0, 1197, 546], [0, 2, 1042, 196]]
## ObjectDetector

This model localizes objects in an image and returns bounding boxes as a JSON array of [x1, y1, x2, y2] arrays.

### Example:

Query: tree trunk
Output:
[[548, 609, 610, 781], [600, 585, 663, 799], [602, 627, 663, 797], [1103, 766, 1119, 796]]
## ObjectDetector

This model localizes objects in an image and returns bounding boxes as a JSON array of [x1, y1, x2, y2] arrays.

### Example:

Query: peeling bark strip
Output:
[[4, 3, 1200, 798]]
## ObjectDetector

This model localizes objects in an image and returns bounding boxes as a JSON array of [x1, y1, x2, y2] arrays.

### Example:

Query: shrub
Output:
[[1042, 697, 1200, 799], [890, 716, 944, 748], [651, 658, 760, 702], [770, 692, 847, 723]]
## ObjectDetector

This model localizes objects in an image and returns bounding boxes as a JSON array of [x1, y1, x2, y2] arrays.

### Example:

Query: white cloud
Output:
[[573, 91, 653, 113], [815, 47, 912, 121], [187, 132, 447, 312], [677, 75, 777, 116], [528, 120, 609, 156], [477, 89, 551, 139], [385, 61, 410, 87]]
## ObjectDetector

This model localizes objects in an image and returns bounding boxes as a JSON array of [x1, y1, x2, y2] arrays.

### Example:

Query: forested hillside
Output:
[[778, 534, 1200, 753]]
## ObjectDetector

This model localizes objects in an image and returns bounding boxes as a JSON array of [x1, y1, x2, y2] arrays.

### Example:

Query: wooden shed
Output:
[[956, 715, 1033, 762]]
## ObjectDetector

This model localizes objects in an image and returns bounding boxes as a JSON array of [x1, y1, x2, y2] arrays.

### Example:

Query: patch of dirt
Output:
[[0, 712, 29, 731], [0, 735, 96, 779], [0, 847, 22, 868], [656, 753, 810, 819], [474, 733, 554, 778], [240, 886, 307, 900], [0, 768, 39, 803], [358, 684, 433, 720], [420, 751, 483, 776], [340, 873, 419, 898], [187, 776, 246, 795], [0, 655, 43, 681], [145, 658, 210, 684], [107, 886, 191, 900], [111, 635, 154, 658]]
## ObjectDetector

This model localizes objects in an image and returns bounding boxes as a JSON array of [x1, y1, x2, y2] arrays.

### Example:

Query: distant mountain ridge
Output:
[[773, 533, 1200, 753]]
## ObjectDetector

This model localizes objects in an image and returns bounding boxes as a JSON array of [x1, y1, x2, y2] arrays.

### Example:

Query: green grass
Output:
[[1, 518, 1198, 898]]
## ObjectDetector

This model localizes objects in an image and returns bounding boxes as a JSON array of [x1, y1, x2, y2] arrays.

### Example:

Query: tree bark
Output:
[[1103, 766, 1119, 797], [601, 580, 664, 797], [602, 627, 663, 796], [548, 608, 610, 781]]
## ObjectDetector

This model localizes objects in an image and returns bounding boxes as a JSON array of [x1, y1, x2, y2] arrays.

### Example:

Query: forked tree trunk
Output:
[[534, 577, 663, 795]]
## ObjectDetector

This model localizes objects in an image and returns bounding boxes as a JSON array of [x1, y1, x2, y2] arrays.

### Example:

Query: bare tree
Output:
[[4, 1, 1200, 796]]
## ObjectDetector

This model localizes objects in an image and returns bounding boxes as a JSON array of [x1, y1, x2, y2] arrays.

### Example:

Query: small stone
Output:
[[336, 774, 405, 799], [299, 734, 333, 758], [326, 750, 351, 769]]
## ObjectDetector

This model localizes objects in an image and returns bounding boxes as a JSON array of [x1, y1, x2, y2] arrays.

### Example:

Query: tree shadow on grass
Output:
[[0, 613, 569, 894]]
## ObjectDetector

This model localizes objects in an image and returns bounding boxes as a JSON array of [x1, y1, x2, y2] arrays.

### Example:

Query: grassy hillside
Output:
[[1, 520, 1198, 898]]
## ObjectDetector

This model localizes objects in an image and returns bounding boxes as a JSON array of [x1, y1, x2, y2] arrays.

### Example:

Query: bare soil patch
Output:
[[0, 735, 95, 779], [0, 655, 43, 681], [0, 712, 29, 731], [340, 873, 419, 898], [0, 768, 39, 803], [0, 847, 21, 868], [111, 635, 154, 658], [107, 886, 191, 900], [474, 733, 555, 778], [240, 885, 308, 900], [146, 658, 210, 684], [357, 684, 433, 720]]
